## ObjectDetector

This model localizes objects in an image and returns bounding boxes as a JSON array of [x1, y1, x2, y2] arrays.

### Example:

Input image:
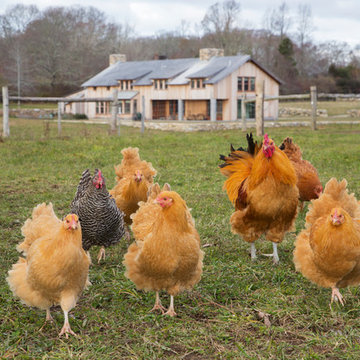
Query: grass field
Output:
[[279, 100, 360, 117], [1, 118, 360, 359]]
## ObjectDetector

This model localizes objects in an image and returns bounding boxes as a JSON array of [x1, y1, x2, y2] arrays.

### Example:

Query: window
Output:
[[96, 101, 109, 115], [106, 86, 110, 91], [216, 100, 223, 120], [169, 100, 178, 116], [159, 80, 163, 90], [197, 79, 201, 88], [93, 86, 97, 91], [237, 77, 242, 91], [244, 77, 249, 91], [124, 100, 131, 114], [133, 99, 137, 114], [191, 80, 195, 89], [154, 80, 158, 89], [250, 77, 255, 91], [118, 101, 123, 114]]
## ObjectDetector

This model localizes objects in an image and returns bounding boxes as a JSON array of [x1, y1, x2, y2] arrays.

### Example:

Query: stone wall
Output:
[[279, 107, 328, 117], [0, 109, 56, 119]]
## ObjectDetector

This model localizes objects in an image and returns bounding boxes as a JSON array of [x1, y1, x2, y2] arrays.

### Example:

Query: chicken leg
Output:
[[250, 243, 257, 260], [97, 246, 106, 263], [331, 287, 345, 306], [150, 292, 166, 313], [164, 295, 177, 317], [59, 310, 76, 338]]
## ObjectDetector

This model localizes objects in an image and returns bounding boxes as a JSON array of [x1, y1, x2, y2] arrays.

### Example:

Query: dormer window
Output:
[[153, 79, 167, 90], [120, 80, 133, 90], [191, 78, 205, 89]]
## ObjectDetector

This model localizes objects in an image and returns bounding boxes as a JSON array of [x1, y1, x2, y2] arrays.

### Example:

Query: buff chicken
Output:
[[123, 189, 203, 316], [293, 178, 360, 305], [279, 137, 323, 208], [109, 147, 157, 238], [7, 203, 90, 338]]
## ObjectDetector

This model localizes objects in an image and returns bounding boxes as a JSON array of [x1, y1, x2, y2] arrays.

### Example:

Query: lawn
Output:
[[1, 118, 360, 359], [279, 99, 360, 117]]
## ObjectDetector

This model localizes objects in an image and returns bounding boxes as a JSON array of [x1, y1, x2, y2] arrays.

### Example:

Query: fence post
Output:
[[255, 80, 264, 136], [111, 89, 118, 134], [310, 86, 317, 130], [241, 94, 246, 131], [2, 86, 9, 137], [57, 102, 62, 136], [141, 95, 145, 133]]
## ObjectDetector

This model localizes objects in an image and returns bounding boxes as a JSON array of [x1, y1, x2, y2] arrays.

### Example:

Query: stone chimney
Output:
[[199, 48, 224, 61], [109, 54, 126, 66]]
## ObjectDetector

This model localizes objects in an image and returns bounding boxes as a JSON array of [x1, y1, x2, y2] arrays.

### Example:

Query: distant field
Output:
[[279, 99, 360, 117], [1, 119, 360, 359]]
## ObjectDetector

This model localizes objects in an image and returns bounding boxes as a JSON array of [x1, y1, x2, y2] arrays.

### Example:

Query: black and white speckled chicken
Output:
[[71, 169, 125, 263]]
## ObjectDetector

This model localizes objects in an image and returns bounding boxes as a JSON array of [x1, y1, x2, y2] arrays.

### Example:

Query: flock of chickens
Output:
[[6, 134, 360, 339]]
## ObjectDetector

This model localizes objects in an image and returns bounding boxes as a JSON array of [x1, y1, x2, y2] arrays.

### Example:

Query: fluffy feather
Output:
[[7, 206, 90, 337], [293, 178, 360, 304], [280, 137, 323, 203], [124, 190, 203, 316], [110, 147, 157, 225], [219, 133, 299, 263]]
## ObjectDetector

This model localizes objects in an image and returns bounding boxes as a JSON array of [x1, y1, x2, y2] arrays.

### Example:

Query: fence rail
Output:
[[2, 85, 359, 138]]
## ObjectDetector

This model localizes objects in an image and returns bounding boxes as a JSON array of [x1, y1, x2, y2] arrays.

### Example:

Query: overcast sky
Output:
[[1, 0, 360, 48]]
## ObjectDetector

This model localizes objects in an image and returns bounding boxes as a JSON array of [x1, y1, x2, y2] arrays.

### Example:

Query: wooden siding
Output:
[[77, 59, 280, 121]]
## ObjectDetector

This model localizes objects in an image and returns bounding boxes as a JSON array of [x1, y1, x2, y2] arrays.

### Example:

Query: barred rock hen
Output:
[[294, 178, 360, 305], [124, 190, 203, 316], [71, 169, 125, 263], [7, 204, 90, 338], [279, 137, 322, 207], [109, 147, 157, 236], [219, 133, 299, 263]]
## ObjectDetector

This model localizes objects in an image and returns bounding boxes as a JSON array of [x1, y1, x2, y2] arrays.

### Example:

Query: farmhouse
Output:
[[65, 48, 281, 121]]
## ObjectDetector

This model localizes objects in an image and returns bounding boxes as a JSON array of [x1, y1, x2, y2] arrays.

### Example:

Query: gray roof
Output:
[[81, 54, 281, 88], [118, 91, 138, 100]]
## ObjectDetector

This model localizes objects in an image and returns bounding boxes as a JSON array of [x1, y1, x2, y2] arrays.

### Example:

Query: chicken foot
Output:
[[262, 243, 280, 264], [331, 287, 345, 306], [39, 308, 54, 332], [150, 292, 166, 313], [97, 246, 106, 263], [164, 295, 177, 317], [59, 310, 77, 338]]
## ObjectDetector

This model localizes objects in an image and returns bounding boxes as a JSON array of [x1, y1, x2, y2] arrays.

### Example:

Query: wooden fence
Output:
[[1, 88, 146, 137], [2, 85, 359, 138]]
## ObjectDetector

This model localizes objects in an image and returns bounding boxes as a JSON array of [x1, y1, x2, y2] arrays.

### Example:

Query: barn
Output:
[[65, 48, 281, 121]]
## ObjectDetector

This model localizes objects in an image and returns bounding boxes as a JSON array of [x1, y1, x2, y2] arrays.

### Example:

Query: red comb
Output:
[[263, 133, 269, 144]]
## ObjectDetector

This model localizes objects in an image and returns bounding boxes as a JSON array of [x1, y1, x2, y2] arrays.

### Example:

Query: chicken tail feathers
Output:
[[6, 258, 52, 310]]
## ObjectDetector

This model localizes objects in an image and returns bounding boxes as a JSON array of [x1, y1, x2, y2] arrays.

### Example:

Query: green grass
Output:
[[1, 118, 360, 359], [279, 100, 360, 117]]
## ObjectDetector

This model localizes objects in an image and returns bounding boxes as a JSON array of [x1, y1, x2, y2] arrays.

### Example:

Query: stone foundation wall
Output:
[[279, 107, 328, 117]]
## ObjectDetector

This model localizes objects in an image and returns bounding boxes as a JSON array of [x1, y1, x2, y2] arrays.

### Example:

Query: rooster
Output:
[[219, 133, 299, 263], [279, 137, 322, 208], [71, 169, 125, 263], [293, 178, 360, 305], [109, 147, 157, 238], [123, 190, 203, 316], [7, 203, 90, 338]]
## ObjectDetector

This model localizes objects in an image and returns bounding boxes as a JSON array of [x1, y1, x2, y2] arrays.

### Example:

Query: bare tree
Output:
[[201, 0, 241, 53], [296, 4, 314, 49], [0, 4, 39, 100], [264, 1, 291, 40]]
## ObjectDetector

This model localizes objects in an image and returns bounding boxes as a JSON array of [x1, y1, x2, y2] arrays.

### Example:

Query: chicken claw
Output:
[[331, 287, 345, 306], [150, 292, 166, 314], [59, 321, 76, 339], [164, 295, 177, 317], [97, 247, 106, 263]]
